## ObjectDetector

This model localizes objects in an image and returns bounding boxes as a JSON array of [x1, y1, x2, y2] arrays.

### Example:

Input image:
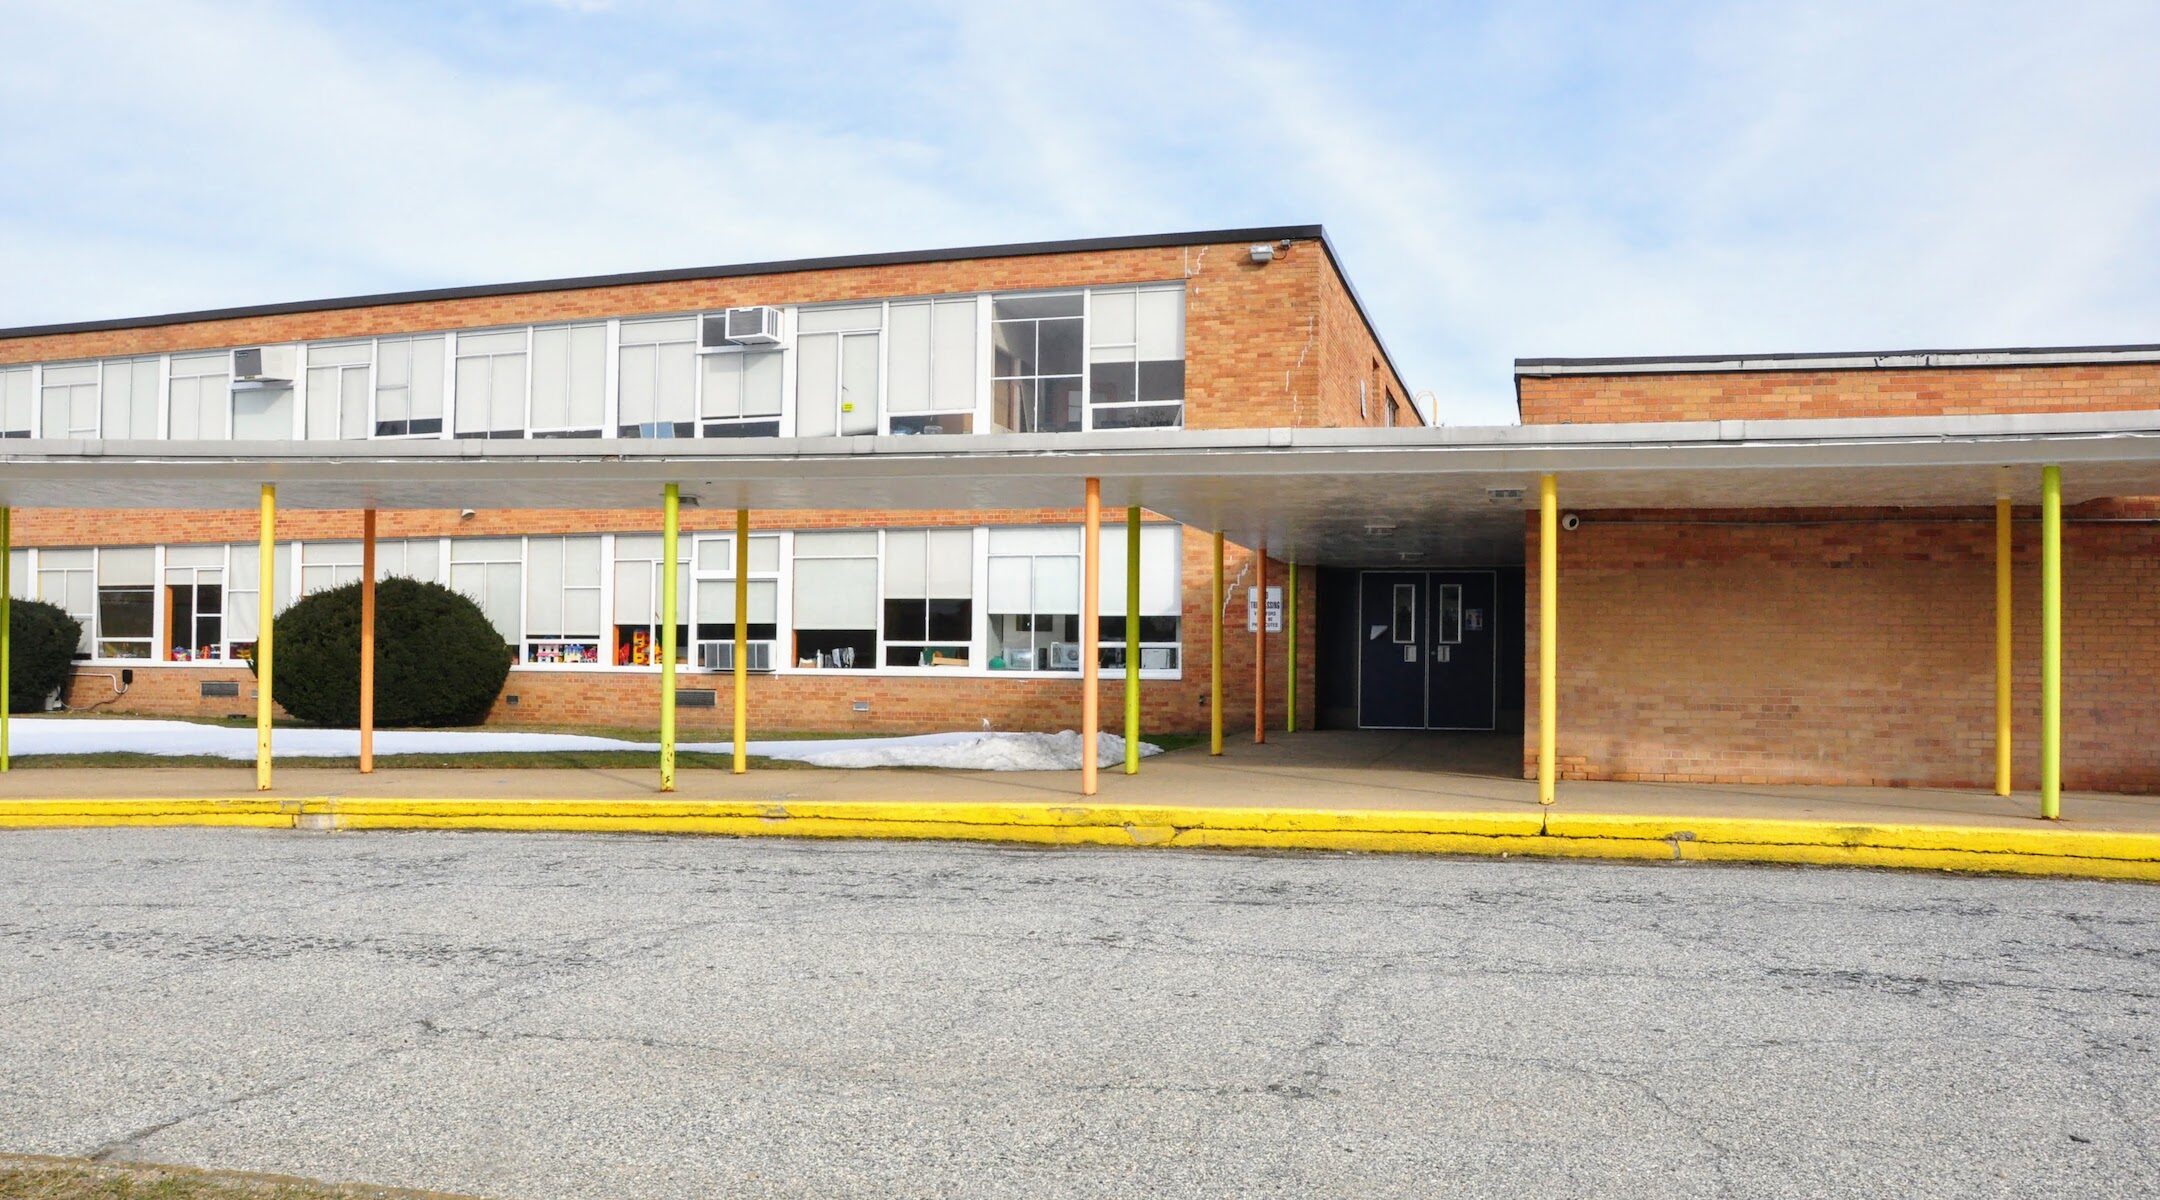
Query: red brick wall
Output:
[[1524, 508, 2160, 792], [1519, 362, 2160, 425]]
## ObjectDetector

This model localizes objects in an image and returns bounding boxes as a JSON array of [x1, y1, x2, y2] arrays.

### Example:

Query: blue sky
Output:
[[2, 0, 2156, 424]]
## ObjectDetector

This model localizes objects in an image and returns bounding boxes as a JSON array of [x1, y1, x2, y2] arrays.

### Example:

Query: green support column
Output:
[[1286, 560, 1298, 733], [1, 504, 10, 774], [660, 483, 680, 793], [2041, 464, 2062, 820], [1124, 506, 1140, 775]]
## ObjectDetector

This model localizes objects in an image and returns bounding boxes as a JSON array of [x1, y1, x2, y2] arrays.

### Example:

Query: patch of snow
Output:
[[5, 718, 1160, 772]]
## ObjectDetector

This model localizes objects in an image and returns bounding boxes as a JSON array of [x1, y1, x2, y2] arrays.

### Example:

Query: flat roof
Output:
[[1516, 343, 2160, 376], [8, 413, 2158, 567]]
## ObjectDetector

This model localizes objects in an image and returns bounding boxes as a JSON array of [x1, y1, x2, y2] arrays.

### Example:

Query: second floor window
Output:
[[307, 342, 373, 441], [992, 294, 1083, 433], [1087, 287, 1185, 429], [40, 363, 98, 438], [454, 330, 530, 440], [618, 318, 696, 438], [168, 353, 230, 439], [530, 323, 606, 437], [1, 366, 30, 438], [375, 336, 446, 438], [795, 305, 881, 437], [887, 298, 977, 435], [101, 358, 160, 439]]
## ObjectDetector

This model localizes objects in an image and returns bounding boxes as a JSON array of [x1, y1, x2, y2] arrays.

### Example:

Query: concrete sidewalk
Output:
[[4, 732, 2157, 879]]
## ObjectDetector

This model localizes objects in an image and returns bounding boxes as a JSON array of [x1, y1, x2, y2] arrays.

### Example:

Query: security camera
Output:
[[1560, 513, 1581, 532]]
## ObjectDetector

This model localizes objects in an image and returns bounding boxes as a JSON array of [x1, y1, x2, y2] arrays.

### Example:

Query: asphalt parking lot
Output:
[[1, 828, 2155, 1199]]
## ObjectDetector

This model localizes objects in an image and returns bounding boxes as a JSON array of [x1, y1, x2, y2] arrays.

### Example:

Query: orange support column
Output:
[[359, 508, 376, 774], [1081, 478, 1102, 796], [1253, 543, 1266, 744]]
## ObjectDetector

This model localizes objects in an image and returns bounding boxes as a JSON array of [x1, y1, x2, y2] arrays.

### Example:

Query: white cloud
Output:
[[1, 0, 2155, 428]]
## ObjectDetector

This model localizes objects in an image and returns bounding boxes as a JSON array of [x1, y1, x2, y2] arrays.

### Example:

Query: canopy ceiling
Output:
[[7, 412, 2160, 567]]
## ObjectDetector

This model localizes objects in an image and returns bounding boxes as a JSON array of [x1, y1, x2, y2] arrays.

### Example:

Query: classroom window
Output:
[[699, 349, 783, 437], [168, 352, 230, 439], [448, 538, 524, 650], [529, 323, 607, 436], [792, 531, 877, 669], [100, 357, 160, 439], [881, 529, 973, 667], [692, 533, 781, 659], [1, 366, 31, 437], [885, 298, 977, 435], [1087, 286, 1185, 430], [36, 548, 95, 657], [306, 342, 373, 441], [1095, 523, 1183, 670], [40, 363, 99, 438], [375, 336, 446, 437], [610, 534, 689, 666], [986, 528, 1081, 671], [225, 542, 293, 663], [163, 545, 225, 661], [523, 536, 604, 664], [618, 318, 697, 438], [453, 329, 529, 439], [95, 547, 155, 659], [992, 294, 1083, 432], [6, 548, 28, 599], [795, 305, 882, 438]]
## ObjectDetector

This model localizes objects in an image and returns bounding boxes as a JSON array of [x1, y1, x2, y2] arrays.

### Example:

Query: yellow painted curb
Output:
[[1, 797, 2155, 881]]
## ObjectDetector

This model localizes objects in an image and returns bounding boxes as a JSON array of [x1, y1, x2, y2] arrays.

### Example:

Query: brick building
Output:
[[6, 228, 2159, 801], [0, 228, 1409, 737]]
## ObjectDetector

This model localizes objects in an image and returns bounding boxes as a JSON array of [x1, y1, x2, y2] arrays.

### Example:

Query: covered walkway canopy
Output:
[[8, 408, 2160, 814]]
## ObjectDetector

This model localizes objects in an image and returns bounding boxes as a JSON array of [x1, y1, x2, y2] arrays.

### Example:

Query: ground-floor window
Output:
[[792, 532, 879, 669], [163, 545, 225, 661], [987, 528, 1082, 671]]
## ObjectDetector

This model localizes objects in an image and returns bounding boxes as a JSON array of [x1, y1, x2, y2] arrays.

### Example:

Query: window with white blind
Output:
[[986, 528, 1082, 671], [299, 541, 362, 594], [95, 547, 155, 659], [232, 380, 295, 439], [306, 342, 373, 441], [36, 548, 95, 656], [6, 548, 28, 599], [610, 534, 689, 666], [168, 352, 231, 439], [226, 542, 293, 662], [1096, 523, 1183, 669], [794, 305, 881, 438], [530, 323, 606, 436], [882, 528, 973, 667], [792, 531, 878, 669], [375, 336, 445, 437], [163, 545, 225, 662], [100, 358, 160, 439], [40, 363, 99, 438], [886, 298, 977, 435], [1, 366, 31, 437], [1087, 286, 1185, 429], [692, 532, 781, 662], [523, 536, 603, 664], [699, 349, 783, 437], [991, 294, 1083, 433], [448, 538, 524, 649], [454, 330, 529, 439], [618, 318, 697, 438]]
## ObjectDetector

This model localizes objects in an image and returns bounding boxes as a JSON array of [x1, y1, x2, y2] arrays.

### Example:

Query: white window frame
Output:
[[689, 530, 783, 667], [162, 546, 229, 662], [452, 326, 532, 441], [528, 321, 609, 439], [521, 534, 605, 666], [876, 527, 980, 672]]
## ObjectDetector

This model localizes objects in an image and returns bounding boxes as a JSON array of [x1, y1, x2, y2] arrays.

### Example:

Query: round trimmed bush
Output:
[[8, 597, 82, 714], [255, 578, 513, 728]]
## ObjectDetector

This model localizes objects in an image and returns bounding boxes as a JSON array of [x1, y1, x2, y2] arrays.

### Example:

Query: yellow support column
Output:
[[2041, 465, 2061, 820], [1995, 497, 2012, 797], [733, 507, 749, 775], [660, 483, 679, 793], [1287, 560, 1298, 734], [256, 484, 276, 792], [1210, 530, 1224, 756], [1538, 474, 1557, 807], [1, 504, 10, 774], [360, 508, 376, 775], [1081, 478, 1101, 797], [1124, 505, 1140, 776]]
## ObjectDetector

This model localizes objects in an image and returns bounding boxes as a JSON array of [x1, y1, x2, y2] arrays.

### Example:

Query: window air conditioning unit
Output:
[[231, 346, 295, 388], [1046, 642, 1082, 671], [701, 306, 783, 349], [698, 640, 777, 672]]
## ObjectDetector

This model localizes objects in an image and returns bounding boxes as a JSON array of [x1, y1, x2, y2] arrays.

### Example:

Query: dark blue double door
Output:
[[1357, 571, 1498, 730]]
